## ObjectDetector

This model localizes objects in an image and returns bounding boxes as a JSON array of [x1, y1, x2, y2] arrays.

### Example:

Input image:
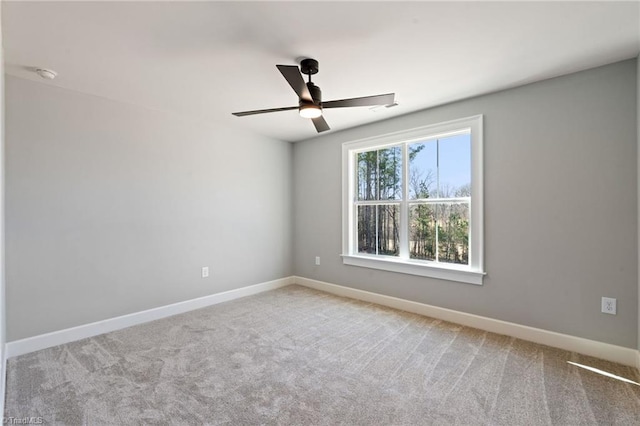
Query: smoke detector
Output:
[[35, 68, 57, 80]]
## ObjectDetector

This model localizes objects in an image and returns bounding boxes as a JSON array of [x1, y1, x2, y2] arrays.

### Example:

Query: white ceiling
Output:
[[3, 1, 639, 142]]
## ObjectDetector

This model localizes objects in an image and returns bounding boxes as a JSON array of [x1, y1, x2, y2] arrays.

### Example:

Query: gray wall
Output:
[[293, 60, 638, 349], [5, 76, 293, 341]]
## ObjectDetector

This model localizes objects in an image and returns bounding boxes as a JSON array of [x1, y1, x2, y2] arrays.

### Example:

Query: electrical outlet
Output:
[[202, 267, 209, 278], [315, 256, 321, 266], [601, 297, 616, 315]]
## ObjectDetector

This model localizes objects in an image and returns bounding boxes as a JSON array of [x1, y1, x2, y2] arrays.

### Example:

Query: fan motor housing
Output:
[[306, 82, 322, 105]]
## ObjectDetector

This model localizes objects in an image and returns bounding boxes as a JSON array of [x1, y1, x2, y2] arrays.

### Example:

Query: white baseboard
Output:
[[294, 276, 639, 368], [5, 275, 638, 370], [6, 277, 293, 358], [0, 346, 6, 422]]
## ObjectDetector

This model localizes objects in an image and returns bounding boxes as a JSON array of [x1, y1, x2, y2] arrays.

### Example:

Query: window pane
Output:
[[409, 141, 437, 199], [357, 151, 378, 201], [357, 205, 400, 256], [438, 133, 471, 197], [378, 147, 402, 200], [437, 203, 469, 265], [409, 204, 436, 260], [357, 147, 402, 201]]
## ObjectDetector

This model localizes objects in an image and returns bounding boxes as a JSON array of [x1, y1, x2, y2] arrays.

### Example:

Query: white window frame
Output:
[[341, 115, 485, 285]]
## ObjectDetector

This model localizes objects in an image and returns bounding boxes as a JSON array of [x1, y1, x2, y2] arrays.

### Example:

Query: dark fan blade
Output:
[[277, 65, 312, 102], [232, 106, 298, 117], [312, 116, 330, 133], [322, 93, 395, 109]]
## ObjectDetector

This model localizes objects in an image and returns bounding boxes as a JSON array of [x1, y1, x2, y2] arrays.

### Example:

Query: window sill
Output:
[[341, 254, 485, 285]]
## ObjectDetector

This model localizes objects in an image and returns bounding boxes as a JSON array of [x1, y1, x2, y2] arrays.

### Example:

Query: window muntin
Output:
[[342, 116, 484, 285]]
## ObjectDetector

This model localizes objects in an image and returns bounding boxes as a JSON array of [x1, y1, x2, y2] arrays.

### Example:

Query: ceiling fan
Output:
[[232, 58, 395, 133]]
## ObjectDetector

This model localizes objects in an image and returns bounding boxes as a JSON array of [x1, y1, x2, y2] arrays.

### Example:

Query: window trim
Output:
[[341, 115, 485, 285]]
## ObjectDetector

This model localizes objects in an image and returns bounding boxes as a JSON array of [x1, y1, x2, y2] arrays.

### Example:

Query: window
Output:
[[342, 115, 484, 285]]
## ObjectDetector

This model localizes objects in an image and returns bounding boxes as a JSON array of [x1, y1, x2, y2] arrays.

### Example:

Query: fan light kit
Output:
[[299, 104, 322, 119], [36, 68, 57, 80], [232, 58, 395, 133]]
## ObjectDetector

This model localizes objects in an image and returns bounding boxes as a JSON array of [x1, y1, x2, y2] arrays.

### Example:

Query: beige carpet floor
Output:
[[4, 285, 640, 425]]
